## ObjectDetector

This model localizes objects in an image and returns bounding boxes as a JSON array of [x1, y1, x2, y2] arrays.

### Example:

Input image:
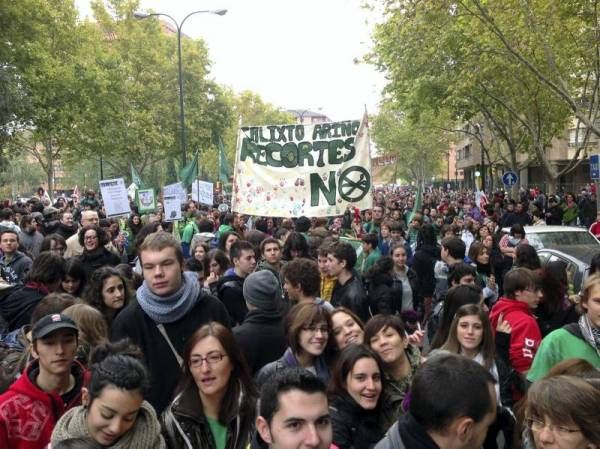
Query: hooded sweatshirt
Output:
[[490, 297, 542, 373], [0, 360, 88, 449]]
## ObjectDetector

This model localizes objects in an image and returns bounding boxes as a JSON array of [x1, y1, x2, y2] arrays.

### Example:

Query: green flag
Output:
[[218, 139, 231, 184], [408, 183, 423, 223], [178, 153, 198, 187], [130, 164, 145, 189]]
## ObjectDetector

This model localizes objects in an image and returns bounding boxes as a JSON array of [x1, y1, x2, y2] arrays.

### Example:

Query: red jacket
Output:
[[0, 360, 89, 449], [490, 297, 542, 373]]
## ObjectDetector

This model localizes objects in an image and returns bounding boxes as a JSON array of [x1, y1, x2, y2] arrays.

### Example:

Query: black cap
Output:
[[32, 313, 78, 340]]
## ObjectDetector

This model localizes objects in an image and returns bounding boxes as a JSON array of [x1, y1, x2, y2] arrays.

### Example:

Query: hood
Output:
[[242, 307, 283, 323], [491, 297, 534, 320]]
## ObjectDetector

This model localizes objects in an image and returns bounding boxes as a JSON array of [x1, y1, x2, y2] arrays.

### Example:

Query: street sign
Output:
[[502, 171, 518, 186], [590, 154, 600, 180]]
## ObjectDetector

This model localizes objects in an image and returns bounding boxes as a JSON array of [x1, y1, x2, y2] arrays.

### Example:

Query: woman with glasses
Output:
[[162, 322, 256, 449], [75, 225, 121, 281], [328, 344, 386, 449], [523, 375, 600, 449], [256, 302, 332, 387]]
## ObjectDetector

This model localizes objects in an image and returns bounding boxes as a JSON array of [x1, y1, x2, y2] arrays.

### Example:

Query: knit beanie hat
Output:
[[243, 270, 282, 310]]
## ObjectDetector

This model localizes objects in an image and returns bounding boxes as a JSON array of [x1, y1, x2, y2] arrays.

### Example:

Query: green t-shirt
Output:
[[527, 328, 600, 382], [206, 416, 228, 449]]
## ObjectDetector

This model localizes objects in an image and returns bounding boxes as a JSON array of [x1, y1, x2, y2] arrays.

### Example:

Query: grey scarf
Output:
[[51, 401, 165, 449], [578, 313, 600, 356], [137, 271, 201, 324]]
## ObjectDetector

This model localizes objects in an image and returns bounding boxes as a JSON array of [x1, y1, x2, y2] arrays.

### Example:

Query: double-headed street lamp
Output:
[[134, 9, 227, 167]]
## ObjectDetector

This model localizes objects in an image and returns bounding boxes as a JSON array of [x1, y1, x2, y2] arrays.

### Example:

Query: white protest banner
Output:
[[99, 178, 131, 218], [231, 114, 372, 217], [192, 180, 214, 205], [163, 195, 182, 222], [164, 182, 187, 205]]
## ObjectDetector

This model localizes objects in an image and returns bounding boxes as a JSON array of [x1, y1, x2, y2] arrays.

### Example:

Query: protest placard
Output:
[[99, 178, 131, 217], [137, 188, 156, 214], [231, 114, 372, 217], [163, 195, 182, 222], [192, 180, 214, 205], [164, 182, 187, 205]]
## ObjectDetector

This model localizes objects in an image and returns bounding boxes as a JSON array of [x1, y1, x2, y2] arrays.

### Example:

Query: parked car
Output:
[[501, 226, 600, 291]]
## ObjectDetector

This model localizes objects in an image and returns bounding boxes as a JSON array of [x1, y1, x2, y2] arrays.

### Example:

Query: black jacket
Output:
[[162, 380, 255, 449], [233, 308, 286, 375], [545, 205, 563, 225], [111, 291, 230, 414], [411, 244, 439, 300], [330, 393, 385, 449], [54, 223, 78, 240], [75, 248, 121, 280], [0, 284, 45, 333], [331, 275, 370, 322], [368, 269, 419, 315], [216, 273, 247, 326]]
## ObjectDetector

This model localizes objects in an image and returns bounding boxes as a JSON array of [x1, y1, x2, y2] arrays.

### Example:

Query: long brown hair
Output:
[[180, 322, 256, 424], [285, 302, 334, 358], [440, 304, 495, 370]]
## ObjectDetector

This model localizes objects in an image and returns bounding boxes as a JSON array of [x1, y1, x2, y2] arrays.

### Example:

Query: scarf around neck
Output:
[[51, 401, 165, 449], [136, 271, 201, 324], [578, 313, 600, 356]]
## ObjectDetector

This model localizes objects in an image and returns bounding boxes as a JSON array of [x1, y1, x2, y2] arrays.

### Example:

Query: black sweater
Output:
[[111, 292, 230, 414]]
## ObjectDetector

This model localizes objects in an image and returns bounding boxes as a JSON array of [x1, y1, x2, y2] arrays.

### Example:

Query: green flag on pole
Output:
[[178, 152, 199, 187], [130, 164, 145, 189], [218, 139, 231, 184], [408, 183, 423, 223]]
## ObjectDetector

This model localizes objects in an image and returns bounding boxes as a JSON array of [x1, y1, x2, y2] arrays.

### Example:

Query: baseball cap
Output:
[[32, 313, 78, 340]]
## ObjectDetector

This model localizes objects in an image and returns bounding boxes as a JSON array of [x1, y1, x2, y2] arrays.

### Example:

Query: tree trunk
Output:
[[46, 140, 55, 202]]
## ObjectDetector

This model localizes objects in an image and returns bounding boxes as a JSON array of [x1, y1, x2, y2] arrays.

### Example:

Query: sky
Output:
[[74, 0, 386, 122]]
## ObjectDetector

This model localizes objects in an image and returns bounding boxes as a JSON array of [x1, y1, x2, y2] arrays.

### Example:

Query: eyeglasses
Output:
[[189, 352, 227, 368], [302, 326, 329, 335], [527, 418, 581, 436]]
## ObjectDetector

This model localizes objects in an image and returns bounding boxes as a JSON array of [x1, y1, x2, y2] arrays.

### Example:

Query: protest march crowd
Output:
[[0, 183, 599, 449]]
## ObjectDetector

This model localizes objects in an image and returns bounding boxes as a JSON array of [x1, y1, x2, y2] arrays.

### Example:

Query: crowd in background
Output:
[[0, 183, 598, 449]]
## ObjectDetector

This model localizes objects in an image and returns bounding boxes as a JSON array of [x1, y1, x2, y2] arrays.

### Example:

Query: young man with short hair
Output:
[[0, 230, 32, 286], [375, 353, 497, 449], [363, 205, 384, 235], [256, 368, 332, 449], [257, 237, 285, 278], [282, 258, 333, 311], [490, 267, 543, 376], [217, 240, 257, 325], [433, 236, 466, 302], [327, 241, 369, 321], [317, 244, 336, 302], [111, 232, 230, 413], [0, 313, 88, 449], [357, 232, 381, 275]]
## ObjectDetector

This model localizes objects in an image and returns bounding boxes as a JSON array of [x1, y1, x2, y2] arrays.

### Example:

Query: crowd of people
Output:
[[0, 183, 598, 449]]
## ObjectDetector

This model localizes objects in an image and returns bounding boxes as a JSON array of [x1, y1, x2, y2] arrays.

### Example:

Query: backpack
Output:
[[0, 342, 26, 393]]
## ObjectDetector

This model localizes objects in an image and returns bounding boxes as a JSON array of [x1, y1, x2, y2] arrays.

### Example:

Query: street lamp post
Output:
[[134, 9, 227, 167]]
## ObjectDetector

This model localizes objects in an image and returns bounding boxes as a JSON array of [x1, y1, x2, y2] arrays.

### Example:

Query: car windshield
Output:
[[526, 231, 599, 250]]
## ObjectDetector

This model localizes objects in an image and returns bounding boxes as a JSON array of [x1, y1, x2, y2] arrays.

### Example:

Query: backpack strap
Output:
[[156, 324, 183, 367]]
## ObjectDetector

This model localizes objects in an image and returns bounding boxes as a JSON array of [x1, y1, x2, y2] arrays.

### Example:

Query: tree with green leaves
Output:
[[371, 103, 448, 185], [368, 0, 596, 192]]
